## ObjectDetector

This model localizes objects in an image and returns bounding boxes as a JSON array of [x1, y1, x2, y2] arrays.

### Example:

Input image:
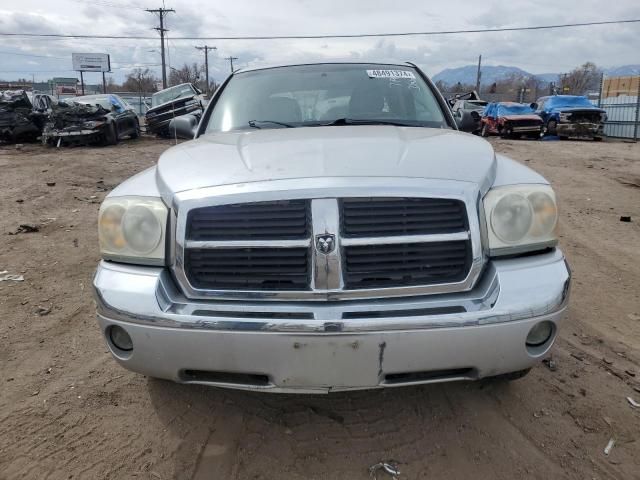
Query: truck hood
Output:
[[156, 126, 497, 197]]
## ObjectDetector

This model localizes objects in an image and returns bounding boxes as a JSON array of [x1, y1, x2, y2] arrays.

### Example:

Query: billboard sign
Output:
[[72, 53, 111, 72]]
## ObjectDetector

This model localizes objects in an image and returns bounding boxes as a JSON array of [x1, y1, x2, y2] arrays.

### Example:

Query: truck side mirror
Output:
[[169, 114, 198, 139], [530, 102, 539, 110]]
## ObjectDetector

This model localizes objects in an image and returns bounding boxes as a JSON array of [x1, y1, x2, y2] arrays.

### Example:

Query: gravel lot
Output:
[[1, 136, 639, 479]]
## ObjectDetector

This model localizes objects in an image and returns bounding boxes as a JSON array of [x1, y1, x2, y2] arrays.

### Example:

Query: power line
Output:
[[0, 50, 67, 59], [146, 7, 174, 88], [0, 18, 638, 40], [69, 0, 149, 11]]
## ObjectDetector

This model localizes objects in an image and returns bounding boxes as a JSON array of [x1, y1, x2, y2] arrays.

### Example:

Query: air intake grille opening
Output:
[[187, 200, 310, 240], [182, 370, 270, 386], [341, 197, 468, 237], [384, 368, 475, 385], [342, 305, 466, 319], [185, 247, 310, 290], [343, 241, 471, 289]]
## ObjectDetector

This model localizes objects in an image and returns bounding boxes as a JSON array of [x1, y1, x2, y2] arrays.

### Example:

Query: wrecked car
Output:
[[481, 102, 544, 139], [94, 62, 570, 393], [145, 83, 205, 137], [43, 94, 139, 146], [535, 95, 605, 140], [0, 90, 41, 143], [450, 91, 487, 134]]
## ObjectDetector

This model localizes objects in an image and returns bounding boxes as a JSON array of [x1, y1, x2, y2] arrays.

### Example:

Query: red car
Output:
[[481, 102, 544, 139]]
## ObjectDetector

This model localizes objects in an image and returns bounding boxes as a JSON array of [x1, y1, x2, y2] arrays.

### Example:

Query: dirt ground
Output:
[[1, 135, 639, 480]]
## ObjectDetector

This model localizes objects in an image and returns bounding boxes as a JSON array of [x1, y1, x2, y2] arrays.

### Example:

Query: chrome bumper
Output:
[[94, 250, 570, 393]]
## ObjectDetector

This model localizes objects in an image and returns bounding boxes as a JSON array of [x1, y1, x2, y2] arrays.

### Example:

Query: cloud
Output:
[[1, 0, 640, 83]]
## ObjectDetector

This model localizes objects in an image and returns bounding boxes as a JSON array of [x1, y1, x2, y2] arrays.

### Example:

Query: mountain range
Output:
[[432, 64, 640, 87]]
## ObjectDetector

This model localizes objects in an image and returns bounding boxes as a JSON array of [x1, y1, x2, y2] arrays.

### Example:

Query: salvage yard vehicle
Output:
[[535, 95, 606, 140], [94, 62, 570, 393], [145, 83, 206, 137], [0, 90, 41, 143], [481, 102, 544, 139], [42, 94, 139, 146], [449, 91, 487, 134]]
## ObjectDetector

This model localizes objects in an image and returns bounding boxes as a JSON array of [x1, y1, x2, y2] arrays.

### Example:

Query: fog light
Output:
[[109, 325, 133, 351], [526, 321, 553, 347]]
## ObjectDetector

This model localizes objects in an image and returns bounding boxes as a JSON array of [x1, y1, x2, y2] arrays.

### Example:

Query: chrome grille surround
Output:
[[171, 177, 486, 301]]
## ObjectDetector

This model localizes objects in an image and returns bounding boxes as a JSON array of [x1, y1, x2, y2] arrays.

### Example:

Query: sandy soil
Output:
[[0, 136, 639, 480]]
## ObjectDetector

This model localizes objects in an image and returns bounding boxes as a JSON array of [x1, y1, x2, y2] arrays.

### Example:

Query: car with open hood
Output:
[[535, 95, 605, 140], [0, 90, 41, 144], [481, 102, 544, 139], [94, 62, 570, 393], [42, 94, 139, 146], [449, 91, 487, 134]]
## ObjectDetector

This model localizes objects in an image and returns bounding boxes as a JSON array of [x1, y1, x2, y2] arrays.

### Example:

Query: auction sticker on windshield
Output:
[[367, 69, 415, 79]]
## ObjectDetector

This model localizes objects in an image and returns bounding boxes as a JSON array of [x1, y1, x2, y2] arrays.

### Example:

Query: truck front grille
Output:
[[179, 195, 477, 299]]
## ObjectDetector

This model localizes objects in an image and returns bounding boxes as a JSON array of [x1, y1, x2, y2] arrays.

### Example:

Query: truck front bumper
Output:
[[556, 122, 603, 138], [94, 250, 570, 393]]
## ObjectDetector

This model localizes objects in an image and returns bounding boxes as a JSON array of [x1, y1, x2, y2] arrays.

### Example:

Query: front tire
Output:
[[547, 119, 557, 136], [130, 119, 140, 139], [481, 124, 490, 137]]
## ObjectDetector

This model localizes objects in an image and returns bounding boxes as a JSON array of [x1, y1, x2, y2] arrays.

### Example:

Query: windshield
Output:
[[464, 101, 487, 109], [71, 95, 114, 110], [206, 64, 448, 132], [152, 84, 196, 107]]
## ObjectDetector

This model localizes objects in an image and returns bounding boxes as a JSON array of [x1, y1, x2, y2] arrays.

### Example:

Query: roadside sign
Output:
[[72, 53, 111, 72]]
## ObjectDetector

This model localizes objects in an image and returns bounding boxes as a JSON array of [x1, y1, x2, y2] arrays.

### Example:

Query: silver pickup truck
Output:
[[94, 62, 570, 393]]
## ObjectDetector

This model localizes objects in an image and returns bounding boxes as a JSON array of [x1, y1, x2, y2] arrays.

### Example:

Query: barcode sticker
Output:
[[366, 69, 415, 79]]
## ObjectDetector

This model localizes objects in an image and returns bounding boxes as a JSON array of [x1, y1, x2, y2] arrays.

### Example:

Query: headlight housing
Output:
[[483, 185, 558, 256], [98, 196, 168, 265], [83, 120, 105, 129]]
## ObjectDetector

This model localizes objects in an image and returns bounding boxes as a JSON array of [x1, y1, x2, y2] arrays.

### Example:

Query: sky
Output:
[[1, 0, 639, 84]]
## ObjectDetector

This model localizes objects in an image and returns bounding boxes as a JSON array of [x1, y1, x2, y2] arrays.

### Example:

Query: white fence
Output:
[[599, 94, 639, 140]]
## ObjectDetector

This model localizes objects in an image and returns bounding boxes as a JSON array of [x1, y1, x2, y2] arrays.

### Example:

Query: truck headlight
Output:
[[98, 196, 168, 265], [483, 185, 558, 256]]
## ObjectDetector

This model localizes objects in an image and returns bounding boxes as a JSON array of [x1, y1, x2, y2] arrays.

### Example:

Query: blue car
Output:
[[535, 95, 606, 140]]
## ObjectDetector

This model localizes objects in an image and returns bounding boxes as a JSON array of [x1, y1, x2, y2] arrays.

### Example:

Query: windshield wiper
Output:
[[320, 117, 418, 127], [248, 120, 295, 129]]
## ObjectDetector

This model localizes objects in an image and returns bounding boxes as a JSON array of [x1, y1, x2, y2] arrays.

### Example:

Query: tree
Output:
[[104, 76, 119, 93], [169, 63, 203, 87], [434, 80, 448, 93], [483, 73, 542, 102], [559, 62, 602, 95], [122, 68, 158, 94]]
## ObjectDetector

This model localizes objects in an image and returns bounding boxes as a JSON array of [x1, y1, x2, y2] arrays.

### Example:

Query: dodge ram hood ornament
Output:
[[315, 234, 336, 254]]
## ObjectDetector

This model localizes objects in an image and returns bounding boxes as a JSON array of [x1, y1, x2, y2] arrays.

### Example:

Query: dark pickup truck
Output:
[[145, 83, 206, 137], [536, 95, 606, 140]]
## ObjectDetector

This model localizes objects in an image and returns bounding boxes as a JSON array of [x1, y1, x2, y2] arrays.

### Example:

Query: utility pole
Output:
[[146, 7, 175, 89], [195, 45, 216, 95], [226, 56, 238, 74], [475, 54, 482, 93]]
